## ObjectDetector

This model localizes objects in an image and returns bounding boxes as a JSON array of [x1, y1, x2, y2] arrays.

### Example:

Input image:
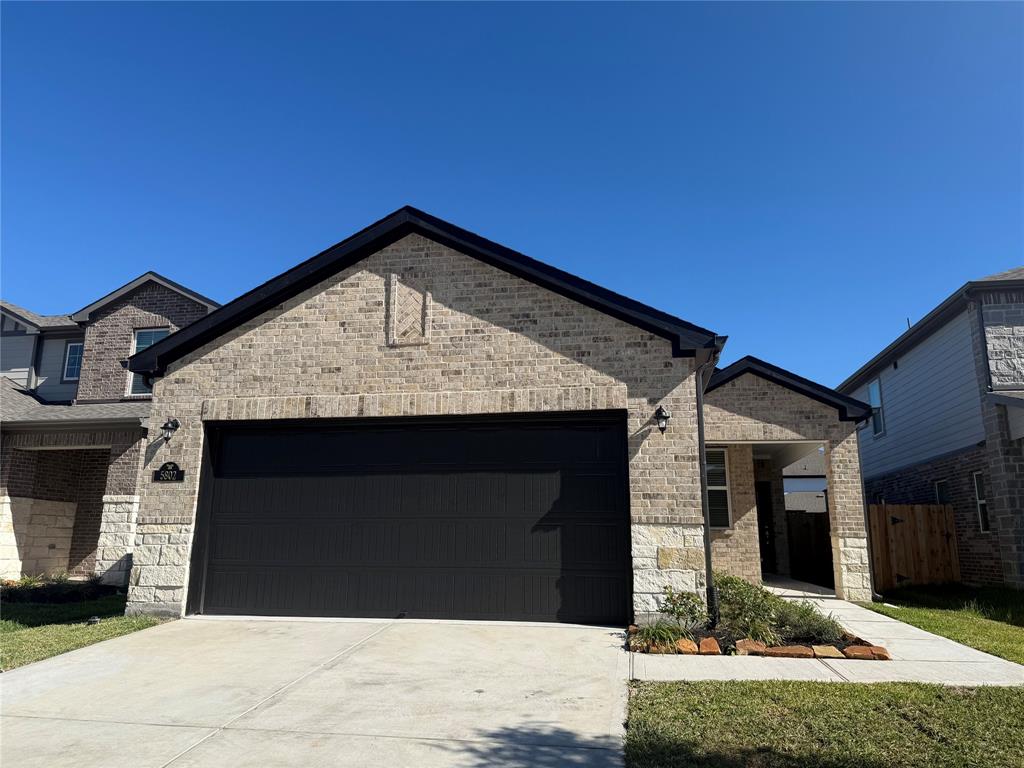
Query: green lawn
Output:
[[1, 594, 163, 670], [860, 584, 1024, 665], [627, 680, 1024, 768]]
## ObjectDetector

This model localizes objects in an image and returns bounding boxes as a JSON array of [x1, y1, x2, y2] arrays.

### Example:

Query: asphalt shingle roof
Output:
[[1, 377, 149, 426], [0, 300, 77, 329], [979, 266, 1024, 282]]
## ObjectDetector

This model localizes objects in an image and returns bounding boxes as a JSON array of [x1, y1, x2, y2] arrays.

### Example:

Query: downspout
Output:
[[695, 356, 720, 627]]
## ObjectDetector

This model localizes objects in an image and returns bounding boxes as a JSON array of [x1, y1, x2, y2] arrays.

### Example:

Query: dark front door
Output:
[[787, 511, 835, 589], [755, 480, 777, 575], [188, 412, 631, 625]]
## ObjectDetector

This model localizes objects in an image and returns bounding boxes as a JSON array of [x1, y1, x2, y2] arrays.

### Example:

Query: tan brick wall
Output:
[[709, 444, 761, 583], [127, 233, 705, 617], [0, 429, 146, 584], [76, 282, 209, 403], [705, 374, 871, 600]]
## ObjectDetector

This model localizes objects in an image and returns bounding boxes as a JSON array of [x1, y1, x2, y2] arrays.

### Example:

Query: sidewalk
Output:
[[631, 579, 1024, 687]]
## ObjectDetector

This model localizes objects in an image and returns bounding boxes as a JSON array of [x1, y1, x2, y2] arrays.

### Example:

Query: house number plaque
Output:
[[153, 462, 185, 482]]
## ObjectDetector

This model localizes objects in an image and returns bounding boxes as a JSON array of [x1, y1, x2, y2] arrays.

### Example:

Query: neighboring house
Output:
[[838, 267, 1024, 589], [117, 207, 871, 624], [0, 273, 219, 583]]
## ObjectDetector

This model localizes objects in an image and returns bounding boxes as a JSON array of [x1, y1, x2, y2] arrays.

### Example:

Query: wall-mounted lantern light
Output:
[[160, 418, 181, 442], [654, 406, 672, 434]]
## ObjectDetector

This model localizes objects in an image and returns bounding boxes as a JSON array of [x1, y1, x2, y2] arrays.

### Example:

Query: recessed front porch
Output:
[[708, 441, 837, 592], [703, 357, 873, 602]]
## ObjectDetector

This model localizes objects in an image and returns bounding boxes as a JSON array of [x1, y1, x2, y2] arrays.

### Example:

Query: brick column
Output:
[[94, 495, 139, 585], [825, 430, 872, 602]]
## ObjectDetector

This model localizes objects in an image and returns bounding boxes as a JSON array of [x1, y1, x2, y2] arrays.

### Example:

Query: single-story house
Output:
[[123, 207, 872, 624]]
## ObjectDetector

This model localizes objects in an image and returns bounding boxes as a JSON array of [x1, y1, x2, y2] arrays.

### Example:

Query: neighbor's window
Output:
[[934, 480, 951, 505], [868, 378, 885, 436], [973, 472, 990, 532], [128, 328, 169, 395], [706, 448, 731, 528], [62, 341, 84, 381]]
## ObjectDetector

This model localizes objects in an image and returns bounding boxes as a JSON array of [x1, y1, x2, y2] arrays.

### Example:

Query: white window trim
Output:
[[868, 378, 885, 438], [934, 479, 950, 506], [126, 327, 169, 397], [973, 471, 990, 533], [707, 446, 732, 529], [62, 341, 83, 382]]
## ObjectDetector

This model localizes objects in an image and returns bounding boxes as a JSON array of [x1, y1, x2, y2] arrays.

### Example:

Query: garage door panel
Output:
[[196, 414, 630, 624], [203, 564, 626, 622]]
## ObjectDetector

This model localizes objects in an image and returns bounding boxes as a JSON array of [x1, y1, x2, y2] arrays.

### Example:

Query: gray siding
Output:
[[0, 334, 35, 386], [34, 336, 83, 402], [853, 310, 984, 480]]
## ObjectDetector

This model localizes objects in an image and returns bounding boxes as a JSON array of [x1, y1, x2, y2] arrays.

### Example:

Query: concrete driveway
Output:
[[1, 618, 628, 768]]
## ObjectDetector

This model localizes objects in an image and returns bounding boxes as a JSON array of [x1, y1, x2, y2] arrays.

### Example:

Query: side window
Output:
[[128, 328, 170, 395], [706, 448, 731, 528], [868, 378, 885, 436], [973, 472, 990, 532], [934, 480, 951, 505], [62, 341, 84, 381]]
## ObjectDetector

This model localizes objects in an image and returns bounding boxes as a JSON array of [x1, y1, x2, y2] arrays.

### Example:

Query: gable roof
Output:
[[707, 355, 871, 422], [0, 300, 77, 330], [128, 206, 726, 378], [839, 266, 1024, 394], [70, 271, 220, 323]]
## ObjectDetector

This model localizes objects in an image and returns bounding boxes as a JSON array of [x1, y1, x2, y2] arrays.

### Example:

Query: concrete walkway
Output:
[[1, 617, 628, 768], [632, 579, 1024, 686]]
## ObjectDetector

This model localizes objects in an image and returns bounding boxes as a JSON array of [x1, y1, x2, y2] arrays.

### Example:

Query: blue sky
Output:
[[3, 2, 1021, 386]]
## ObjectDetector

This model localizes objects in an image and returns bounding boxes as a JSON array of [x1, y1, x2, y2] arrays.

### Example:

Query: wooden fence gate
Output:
[[868, 504, 960, 592]]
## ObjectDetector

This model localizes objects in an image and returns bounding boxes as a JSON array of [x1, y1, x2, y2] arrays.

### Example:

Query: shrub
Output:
[[632, 620, 684, 651], [776, 600, 844, 645], [657, 587, 707, 635], [715, 573, 846, 646], [715, 573, 781, 646], [1, 576, 118, 604]]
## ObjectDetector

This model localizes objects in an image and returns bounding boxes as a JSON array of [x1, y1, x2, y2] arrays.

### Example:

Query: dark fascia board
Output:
[[707, 355, 872, 422], [129, 206, 726, 377], [1, 416, 148, 431], [838, 278, 1024, 394], [71, 271, 221, 323]]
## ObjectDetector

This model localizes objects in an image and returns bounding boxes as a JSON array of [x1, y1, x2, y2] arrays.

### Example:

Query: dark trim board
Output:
[[186, 410, 633, 624], [707, 356, 871, 422], [129, 207, 726, 379]]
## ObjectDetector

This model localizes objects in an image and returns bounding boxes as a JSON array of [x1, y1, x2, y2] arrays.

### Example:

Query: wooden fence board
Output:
[[868, 504, 960, 592]]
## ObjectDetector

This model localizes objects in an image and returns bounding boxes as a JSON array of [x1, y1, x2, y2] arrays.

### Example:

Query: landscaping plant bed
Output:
[[627, 625, 891, 660], [627, 574, 892, 660], [1, 574, 120, 604]]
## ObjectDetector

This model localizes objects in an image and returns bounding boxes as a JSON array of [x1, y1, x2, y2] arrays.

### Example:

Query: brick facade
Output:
[[76, 282, 209, 403], [709, 444, 761, 583], [973, 290, 1024, 587], [127, 233, 706, 617], [704, 374, 871, 601], [0, 429, 146, 583], [864, 445, 999, 585]]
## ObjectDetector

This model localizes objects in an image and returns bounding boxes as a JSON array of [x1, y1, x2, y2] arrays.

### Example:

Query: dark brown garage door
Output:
[[187, 412, 631, 625]]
